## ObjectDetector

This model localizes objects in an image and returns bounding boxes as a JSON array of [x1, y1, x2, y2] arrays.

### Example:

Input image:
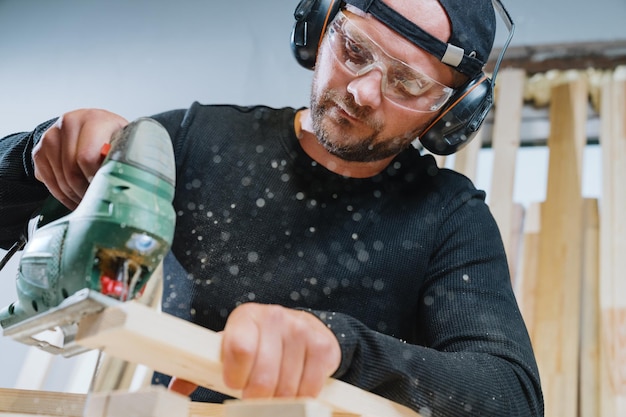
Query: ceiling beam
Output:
[[486, 40, 626, 75]]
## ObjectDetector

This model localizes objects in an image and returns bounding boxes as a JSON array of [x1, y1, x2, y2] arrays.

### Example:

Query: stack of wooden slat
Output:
[[450, 66, 624, 417]]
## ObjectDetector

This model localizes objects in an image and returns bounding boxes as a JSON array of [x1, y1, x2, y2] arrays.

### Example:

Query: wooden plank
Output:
[[485, 40, 626, 75], [515, 202, 541, 334], [0, 388, 363, 417], [508, 203, 525, 285], [580, 199, 600, 417], [453, 125, 483, 182], [83, 386, 188, 417], [188, 402, 224, 417], [488, 68, 526, 281], [0, 388, 84, 417], [531, 76, 587, 417], [92, 263, 165, 393], [223, 399, 332, 417], [189, 402, 358, 417], [598, 66, 626, 417], [74, 302, 421, 417]]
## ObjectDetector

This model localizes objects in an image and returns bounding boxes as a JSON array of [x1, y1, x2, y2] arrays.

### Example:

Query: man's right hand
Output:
[[32, 108, 128, 210]]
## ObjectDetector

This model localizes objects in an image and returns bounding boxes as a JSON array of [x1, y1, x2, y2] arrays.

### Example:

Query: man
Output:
[[0, 0, 543, 415]]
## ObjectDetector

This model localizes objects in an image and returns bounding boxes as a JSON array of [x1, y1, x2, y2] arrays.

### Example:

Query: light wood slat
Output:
[[92, 263, 165, 393], [83, 386, 189, 417], [488, 68, 526, 282], [598, 67, 616, 417], [579, 199, 600, 417], [223, 399, 331, 417], [189, 401, 360, 417], [516, 202, 541, 335], [0, 388, 85, 417], [188, 402, 224, 417], [74, 302, 421, 417], [508, 203, 525, 286], [453, 125, 483, 182], [531, 76, 587, 417], [0, 388, 362, 417], [598, 67, 626, 417]]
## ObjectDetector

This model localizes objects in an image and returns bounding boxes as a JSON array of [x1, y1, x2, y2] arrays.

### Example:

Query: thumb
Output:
[[168, 377, 198, 396]]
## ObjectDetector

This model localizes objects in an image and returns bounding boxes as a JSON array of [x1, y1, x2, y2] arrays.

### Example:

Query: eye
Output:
[[388, 68, 433, 98], [343, 36, 371, 66]]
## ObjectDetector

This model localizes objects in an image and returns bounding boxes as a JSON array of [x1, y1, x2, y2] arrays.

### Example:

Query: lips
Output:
[[334, 101, 362, 124]]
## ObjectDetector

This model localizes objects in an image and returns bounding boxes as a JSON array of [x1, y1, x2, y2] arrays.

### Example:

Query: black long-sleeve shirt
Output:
[[0, 103, 543, 416]]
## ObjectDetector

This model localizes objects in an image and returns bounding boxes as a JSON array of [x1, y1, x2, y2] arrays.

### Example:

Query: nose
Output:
[[346, 66, 384, 109]]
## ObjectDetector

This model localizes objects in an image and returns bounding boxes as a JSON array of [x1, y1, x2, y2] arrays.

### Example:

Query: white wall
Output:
[[0, 0, 614, 391]]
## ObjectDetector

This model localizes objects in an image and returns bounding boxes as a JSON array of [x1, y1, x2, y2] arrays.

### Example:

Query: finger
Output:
[[34, 116, 84, 207], [74, 113, 127, 185], [221, 309, 260, 391], [54, 130, 85, 206], [274, 316, 307, 398], [168, 377, 198, 396], [33, 123, 80, 209], [297, 317, 341, 398], [59, 112, 124, 199], [241, 312, 284, 398]]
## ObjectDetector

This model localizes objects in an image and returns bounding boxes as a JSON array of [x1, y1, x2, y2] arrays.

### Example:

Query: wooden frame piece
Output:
[[74, 301, 421, 417], [83, 386, 188, 417], [0, 388, 361, 417], [0, 388, 84, 417], [598, 67, 626, 416], [580, 199, 600, 417], [223, 399, 332, 417], [488, 68, 526, 282], [531, 76, 587, 417]]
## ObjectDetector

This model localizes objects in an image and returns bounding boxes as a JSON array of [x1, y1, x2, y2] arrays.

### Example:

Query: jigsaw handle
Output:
[[0, 118, 177, 337]]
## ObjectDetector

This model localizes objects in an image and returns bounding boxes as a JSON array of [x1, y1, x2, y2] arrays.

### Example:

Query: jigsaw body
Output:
[[0, 118, 176, 356]]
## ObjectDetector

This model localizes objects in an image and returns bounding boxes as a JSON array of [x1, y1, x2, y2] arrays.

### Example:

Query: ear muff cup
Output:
[[418, 75, 494, 155], [291, 0, 342, 69]]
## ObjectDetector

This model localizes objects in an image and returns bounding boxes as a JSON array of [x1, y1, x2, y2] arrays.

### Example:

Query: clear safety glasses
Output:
[[326, 10, 455, 113]]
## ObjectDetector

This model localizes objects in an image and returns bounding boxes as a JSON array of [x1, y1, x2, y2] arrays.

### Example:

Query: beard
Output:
[[309, 79, 420, 163]]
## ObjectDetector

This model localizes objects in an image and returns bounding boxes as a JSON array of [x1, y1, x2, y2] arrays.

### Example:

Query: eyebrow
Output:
[[341, 20, 373, 50], [343, 17, 423, 78]]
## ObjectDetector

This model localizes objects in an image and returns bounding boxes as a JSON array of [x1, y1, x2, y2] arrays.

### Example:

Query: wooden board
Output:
[[580, 199, 600, 417], [0, 388, 361, 417], [515, 202, 541, 334], [0, 388, 84, 417], [91, 263, 165, 393], [488, 68, 526, 282], [531, 76, 587, 417], [83, 386, 188, 417], [453, 123, 483, 182], [598, 67, 626, 416], [74, 302, 421, 417], [223, 399, 332, 417]]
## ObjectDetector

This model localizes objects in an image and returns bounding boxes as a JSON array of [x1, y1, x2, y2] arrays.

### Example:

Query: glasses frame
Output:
[[325, 10, 456, 113]]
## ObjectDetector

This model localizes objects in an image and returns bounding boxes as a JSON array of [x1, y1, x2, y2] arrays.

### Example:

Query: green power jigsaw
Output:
[[0, 118, 176, 357]]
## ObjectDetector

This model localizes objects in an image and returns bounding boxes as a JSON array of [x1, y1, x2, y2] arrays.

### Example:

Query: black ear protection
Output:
[[291, 0, 342, 69], [290, 0, 515, 155]]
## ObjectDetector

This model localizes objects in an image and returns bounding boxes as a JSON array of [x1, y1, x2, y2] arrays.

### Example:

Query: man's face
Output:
[[309, 1, 456, 163]]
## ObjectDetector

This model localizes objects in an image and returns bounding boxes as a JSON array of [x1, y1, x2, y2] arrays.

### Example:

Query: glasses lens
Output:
[[327, 11, 454, 113]]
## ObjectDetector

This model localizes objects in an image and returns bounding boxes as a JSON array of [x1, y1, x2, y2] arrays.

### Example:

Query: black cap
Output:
[[344, 0, 496, 78]]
